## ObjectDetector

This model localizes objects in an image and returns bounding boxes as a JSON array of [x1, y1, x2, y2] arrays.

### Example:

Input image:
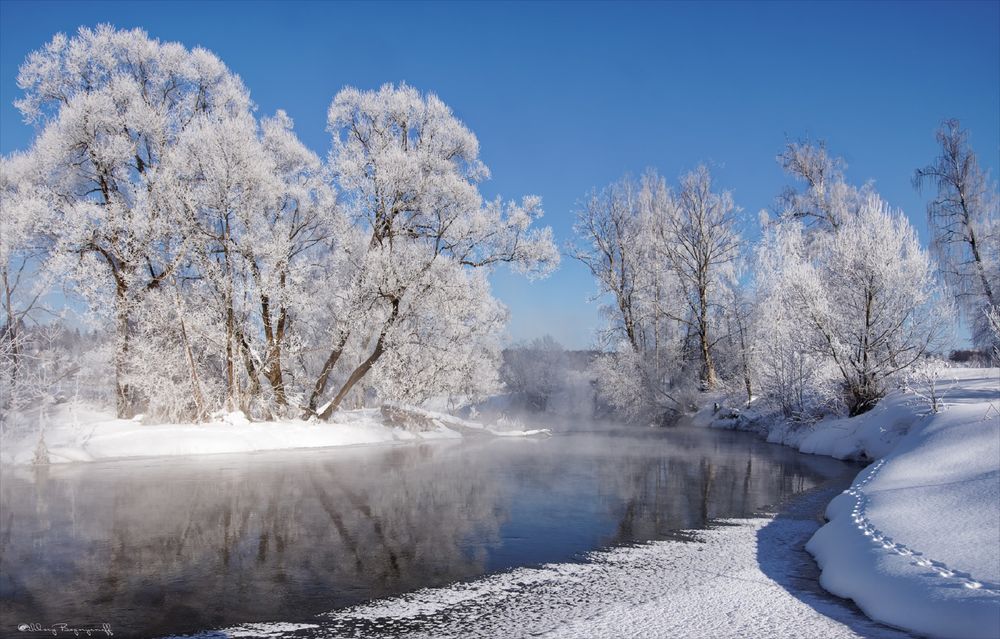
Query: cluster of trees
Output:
[[576, 131, 997, 421], [570, 167, 741, 417], [1, 26, 557, 423], [2, 27, 995, 429]]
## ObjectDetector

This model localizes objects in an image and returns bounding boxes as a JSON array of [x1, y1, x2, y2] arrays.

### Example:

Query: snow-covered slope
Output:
[[706, 369, 997, 463], [701, 368, 1000, 639], [806, 369, 1000, 639]]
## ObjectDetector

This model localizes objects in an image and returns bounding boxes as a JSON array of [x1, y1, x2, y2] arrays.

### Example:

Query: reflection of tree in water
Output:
[[0, 442, 507, 637], [570, 430, 826, 546]]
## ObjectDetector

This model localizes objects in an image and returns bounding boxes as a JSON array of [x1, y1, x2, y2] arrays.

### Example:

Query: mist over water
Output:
[[0, 424, 853, 637]]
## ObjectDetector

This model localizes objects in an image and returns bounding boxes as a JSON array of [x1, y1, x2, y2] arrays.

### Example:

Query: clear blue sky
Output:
[[2, 0, 998, 349]]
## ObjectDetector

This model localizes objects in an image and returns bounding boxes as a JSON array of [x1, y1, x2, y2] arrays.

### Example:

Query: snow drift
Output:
[[806, 369, 1000, 639], [702, 368, 1000, 639]]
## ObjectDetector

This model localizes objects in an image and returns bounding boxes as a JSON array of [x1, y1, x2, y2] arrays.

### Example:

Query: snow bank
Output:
[[699, 369, 1000, 639], [705, 369, 996, 461], [806, 371, 1000, 639], [0, 402, 548, 467]]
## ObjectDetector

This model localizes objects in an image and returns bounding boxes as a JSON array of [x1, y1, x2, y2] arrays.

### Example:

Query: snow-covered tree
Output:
[[759, 195, 949, 415], [570, 176, 656, 348], [775, 139, 865, 233], [155, 106, 342, 419], [720, 285, 756, 408], [573, 167, 740, 418], [15, 25, 249, 417], [370, 263, 508, 406], [753, 219, 841, 418], [913, 119, 999, 358], [571, 173, 683, 418], [308, 83, 558, 419], [651, 166, 741, 389], [904, 357, 955, 415], [0, 151, 53, 394], [501, 334, 569, 411]]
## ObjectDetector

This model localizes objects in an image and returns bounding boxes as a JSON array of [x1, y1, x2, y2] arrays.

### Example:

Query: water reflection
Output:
[[0, 428, 850, 637]]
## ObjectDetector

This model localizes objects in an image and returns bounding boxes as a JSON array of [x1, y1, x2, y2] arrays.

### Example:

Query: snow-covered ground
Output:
[[705, 367, 1000, 639], [0, 403, 549, 466]]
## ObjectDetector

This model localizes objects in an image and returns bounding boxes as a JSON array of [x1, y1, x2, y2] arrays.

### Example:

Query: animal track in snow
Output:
[[842, 458, 998, 594]]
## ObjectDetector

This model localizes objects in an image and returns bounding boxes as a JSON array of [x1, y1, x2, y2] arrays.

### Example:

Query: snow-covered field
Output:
[[707, 367, 1000, 639], [0, 404, 548, 466]]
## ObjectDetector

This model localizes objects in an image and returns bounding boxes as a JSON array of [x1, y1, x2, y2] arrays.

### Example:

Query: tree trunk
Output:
[[698, 280, 716, 389], [264, 345, 287, 407], [259, 283, 289, 407], [966, 218, 997, 308], [318, 298, 400, 420], [743, 369, 752, 408], [238, 330, 264, 417], [734, 307, 753, 407], [304, 333, 348, 418], [113, 288, 134, 419], [700, 329, 717, 390], [174, 291, 207, 421], [224, 302, 237, 412], [2, 267, 19, 383]]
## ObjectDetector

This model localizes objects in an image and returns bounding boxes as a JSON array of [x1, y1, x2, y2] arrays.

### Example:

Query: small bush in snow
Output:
[[904, 358, 956, 414]]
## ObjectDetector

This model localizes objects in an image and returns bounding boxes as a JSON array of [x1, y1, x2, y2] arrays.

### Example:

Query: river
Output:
[[0, 426, 854, 637]]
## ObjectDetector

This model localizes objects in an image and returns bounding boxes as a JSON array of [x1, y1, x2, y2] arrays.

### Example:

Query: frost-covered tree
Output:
[[573, 167, 740, 417], [570, 177, 647, 352], [15, 25, 249, 417], [162, 110, 276, 416], [759, 195, 949, 415], [652, 166, 741, 389], [721, 285, 756, 407], [904, 357, 954, 415], [308, 84, 558, 419], [155, 107, 342, 419], [775, 140, 865, 233], [754, 220, 842, 418], [370, 264, 508, 406], [571, 173, 688, 418], [0, 152, 53, 391], [752, 140, 952, 418], [913, 120, 999, 357], [9, 34, 556, 423]]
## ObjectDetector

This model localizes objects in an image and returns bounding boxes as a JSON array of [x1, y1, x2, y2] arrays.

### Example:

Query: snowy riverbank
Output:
[[705, 367, 1000, 639], [0, 403, 549, 466]]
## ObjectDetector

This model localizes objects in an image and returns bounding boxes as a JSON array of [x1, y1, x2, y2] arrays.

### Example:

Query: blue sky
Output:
[[2, 0, 997, 349]]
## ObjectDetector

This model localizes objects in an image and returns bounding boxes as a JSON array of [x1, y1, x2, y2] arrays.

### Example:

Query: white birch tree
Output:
[[914, 119, 999, 357]]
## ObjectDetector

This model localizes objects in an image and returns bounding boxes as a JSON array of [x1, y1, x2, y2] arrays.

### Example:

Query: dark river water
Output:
[[0, 426, 852, 638]]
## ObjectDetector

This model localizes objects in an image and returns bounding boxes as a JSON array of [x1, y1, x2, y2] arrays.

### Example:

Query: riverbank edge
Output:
[[0, 403, 549, 467], [692, 367, 1000, 639]]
